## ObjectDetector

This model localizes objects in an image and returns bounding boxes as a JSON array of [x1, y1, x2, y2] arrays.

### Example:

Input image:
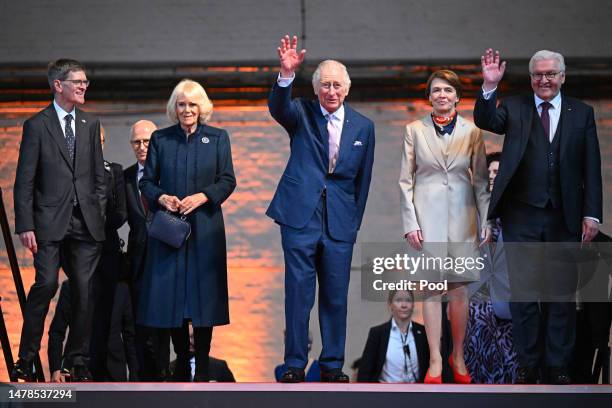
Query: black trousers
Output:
[[18, 206, 101, 367], [130, 264, 171, 381], [170, 322, 213, 382], [503, 200, 579, 369], [89, 250, 123, 380]]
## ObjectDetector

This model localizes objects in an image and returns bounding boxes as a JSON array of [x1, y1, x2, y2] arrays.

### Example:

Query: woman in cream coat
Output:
[[399, 70, 491, 383]]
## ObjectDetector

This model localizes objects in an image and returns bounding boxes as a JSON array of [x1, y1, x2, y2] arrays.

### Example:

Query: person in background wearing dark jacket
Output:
[[87, 125, 129, 380], [358, 290, 428, 383], [169, 331, 235, 382], [124, 119, 172, 381], [48, 279, 138, 382]]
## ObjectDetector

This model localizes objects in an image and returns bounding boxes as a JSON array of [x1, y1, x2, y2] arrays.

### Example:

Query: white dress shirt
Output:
[[53, 100, 76, 138], [534, 92, 562, 142], [482, 87, 599, 224], [379, 319, 419, 383]]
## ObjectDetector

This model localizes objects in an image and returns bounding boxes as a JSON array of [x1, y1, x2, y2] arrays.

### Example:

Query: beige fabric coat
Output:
[[399, 114, 489, 244]]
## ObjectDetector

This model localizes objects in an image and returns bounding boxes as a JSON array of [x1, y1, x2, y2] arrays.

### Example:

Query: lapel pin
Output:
[[81, 119, 86, 123], [201, 136, 210, 144], [353, 140, 363, 146]]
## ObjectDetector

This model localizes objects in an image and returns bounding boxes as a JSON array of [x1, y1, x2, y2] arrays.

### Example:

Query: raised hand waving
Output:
[[278, 35, 306, 77]]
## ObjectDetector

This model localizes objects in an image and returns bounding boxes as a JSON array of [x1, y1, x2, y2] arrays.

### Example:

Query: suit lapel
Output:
[[380, 321, 392, 365], [334, 104, 357, 171], [311, 102, 330, 171], [74, 108, 89, 171], [559, 97, 572, 162], [128, 165, 145, 217], [446, 115, 470, 168], [42, 104, 73, 170], [519, 96, 535, 160], [421, 115, 446, 169]]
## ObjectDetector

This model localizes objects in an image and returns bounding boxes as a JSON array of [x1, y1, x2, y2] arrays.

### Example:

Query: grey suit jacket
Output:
[[14, 103, 106, 241]]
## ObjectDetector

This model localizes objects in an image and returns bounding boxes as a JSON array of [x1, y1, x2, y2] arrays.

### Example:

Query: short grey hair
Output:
[[312, 60, 351, 94], [47, 59, 86, 92], [529, 50, 566, 73]]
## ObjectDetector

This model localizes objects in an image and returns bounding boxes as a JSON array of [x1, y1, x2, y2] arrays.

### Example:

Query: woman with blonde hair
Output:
[[138, 79, 236, 381]]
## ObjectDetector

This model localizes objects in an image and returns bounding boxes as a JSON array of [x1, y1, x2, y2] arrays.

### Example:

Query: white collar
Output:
[[534, 92, 562, 110], [391, 317, 412, 335], [53, 99, 76, 121], [320, 104, 345, 123]]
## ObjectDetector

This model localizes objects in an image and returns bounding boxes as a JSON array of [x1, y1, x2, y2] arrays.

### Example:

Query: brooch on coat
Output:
[[201, 137, 210, 144]]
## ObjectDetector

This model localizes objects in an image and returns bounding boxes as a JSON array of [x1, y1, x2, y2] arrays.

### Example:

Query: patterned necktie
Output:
[[137, 168, 148, 214], [326, 114, 341, 173], [64, 114, 75, 163], [540, 101, 551, 142]]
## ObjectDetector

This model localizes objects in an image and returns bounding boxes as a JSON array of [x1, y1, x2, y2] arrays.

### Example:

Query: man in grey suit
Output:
[[12, 59, 106, 381]]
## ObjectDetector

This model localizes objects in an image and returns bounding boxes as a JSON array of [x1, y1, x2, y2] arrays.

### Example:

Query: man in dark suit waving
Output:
[[474, 49, 602, 384], [267, 35, 375, 382], [13, 59, 106, 381]]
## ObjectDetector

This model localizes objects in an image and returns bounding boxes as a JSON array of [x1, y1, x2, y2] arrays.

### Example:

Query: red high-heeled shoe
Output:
[[424, 368, 442, 384], [449, 355, 472, 384]]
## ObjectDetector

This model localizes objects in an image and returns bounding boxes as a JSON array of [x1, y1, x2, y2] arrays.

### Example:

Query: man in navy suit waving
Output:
[[267, 35, 375, 383]]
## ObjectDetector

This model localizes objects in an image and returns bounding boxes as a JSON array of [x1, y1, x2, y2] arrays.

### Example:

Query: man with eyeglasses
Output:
[[267, 35, 375, 383], [474, 49, 602, 384], [123, 120, 171, 381], [13, 58, 106, 381]]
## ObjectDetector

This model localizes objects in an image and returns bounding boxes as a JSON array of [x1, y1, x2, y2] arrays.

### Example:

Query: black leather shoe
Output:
[[11, 359, 34, 382], [279, 367, 305, 383], [515, 366, 538, 384], [70, 365, 93, 382], [321, 369, 350, 383], [547, 367, 571, 385]]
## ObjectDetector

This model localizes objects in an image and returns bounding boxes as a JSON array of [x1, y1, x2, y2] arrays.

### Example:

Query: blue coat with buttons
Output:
[[138, 123, 236, 328]]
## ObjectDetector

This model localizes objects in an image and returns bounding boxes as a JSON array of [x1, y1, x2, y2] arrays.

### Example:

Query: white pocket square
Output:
[[353, 140, 363, 146]]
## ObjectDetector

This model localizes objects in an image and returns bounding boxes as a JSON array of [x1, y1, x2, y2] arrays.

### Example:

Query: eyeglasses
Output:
[[530, 72, 562, 81], [320, 82, 343, 91], [130, 140, 150, 148], [62, 79, 90, 87]]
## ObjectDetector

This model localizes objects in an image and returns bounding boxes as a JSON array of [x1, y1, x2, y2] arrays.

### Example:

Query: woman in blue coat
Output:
[[138, 79, 236, 381]]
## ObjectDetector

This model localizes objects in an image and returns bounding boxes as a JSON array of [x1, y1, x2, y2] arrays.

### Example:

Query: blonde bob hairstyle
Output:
[[166, 79, 213, 124]]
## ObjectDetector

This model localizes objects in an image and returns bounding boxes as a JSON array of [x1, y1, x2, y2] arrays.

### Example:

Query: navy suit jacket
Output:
[[474, 92, 602, 234], [266, 83, 375, 243]]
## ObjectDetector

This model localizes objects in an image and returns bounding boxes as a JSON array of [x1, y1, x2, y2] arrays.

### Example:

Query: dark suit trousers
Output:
[[130, 264, 170, 381], [281, 195, 354, 371], [502, 200, 579, 368], [19, 206, 101, 366]]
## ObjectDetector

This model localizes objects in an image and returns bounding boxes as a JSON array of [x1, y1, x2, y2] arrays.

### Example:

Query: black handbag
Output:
[[148, 210, 191, 249]]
